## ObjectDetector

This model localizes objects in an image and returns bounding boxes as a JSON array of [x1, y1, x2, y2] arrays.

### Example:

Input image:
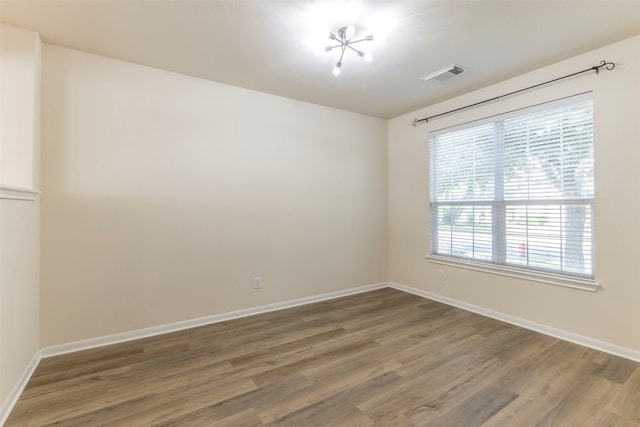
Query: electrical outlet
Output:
[[254, 277, 262, 289], [439, 270, 445, 280]]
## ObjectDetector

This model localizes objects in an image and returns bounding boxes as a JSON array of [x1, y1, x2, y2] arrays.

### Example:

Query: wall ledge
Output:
[[0, 185, 40, 201]]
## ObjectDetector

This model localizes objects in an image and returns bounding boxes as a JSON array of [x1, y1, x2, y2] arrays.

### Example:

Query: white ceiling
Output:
[[1, 0, 639, 118]]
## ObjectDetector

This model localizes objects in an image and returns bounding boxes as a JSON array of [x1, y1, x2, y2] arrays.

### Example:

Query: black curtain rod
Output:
[[412, 60, 615, 127]]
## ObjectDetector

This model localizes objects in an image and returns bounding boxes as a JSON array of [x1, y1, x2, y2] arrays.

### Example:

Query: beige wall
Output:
[[388, 36, 640, 352], [0, 201, 40, 406], [40, 45, 388, 346], [0, 25, 40, 189], [0, 25, 40, 408]]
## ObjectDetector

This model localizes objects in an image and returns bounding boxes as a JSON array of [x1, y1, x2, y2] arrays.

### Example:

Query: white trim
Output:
[[2, 280, 638, 423], [0, 185, 40, 201], [388, 281, 640, 363], [1, 282, 388, 421], [427, 256, 598, 292], [0, 350, 42, 426], [40, 282, 389, 358]]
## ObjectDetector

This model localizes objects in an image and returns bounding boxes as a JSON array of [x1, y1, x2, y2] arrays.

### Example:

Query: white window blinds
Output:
[[430, 93, 594, 279]]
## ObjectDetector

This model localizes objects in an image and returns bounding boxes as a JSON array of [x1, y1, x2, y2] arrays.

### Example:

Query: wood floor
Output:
[[6, 288, 640, 426]]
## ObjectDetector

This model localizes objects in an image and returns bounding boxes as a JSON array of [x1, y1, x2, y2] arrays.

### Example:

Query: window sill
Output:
[[426, 255, 599, 292], [0, 185, 40, 201]]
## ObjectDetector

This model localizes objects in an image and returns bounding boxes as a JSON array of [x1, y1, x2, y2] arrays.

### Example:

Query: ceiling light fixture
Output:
[[325, 26, 374, 76]]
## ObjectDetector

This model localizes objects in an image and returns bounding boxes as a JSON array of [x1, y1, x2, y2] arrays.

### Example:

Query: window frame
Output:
[[427, 93, 597, 292]]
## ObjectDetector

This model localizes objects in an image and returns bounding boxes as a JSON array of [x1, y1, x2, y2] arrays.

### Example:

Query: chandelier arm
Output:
[[338, 44, 347, 63], [326, 43, 345, 51], [347, 36, 373, 45], [345, 44, 365, 55]]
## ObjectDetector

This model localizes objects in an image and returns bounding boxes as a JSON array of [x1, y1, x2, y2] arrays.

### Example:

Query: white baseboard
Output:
[[0, 282, 388, 423], [43, 280, 639, 363], [388, 281, 640, 363], [0, 350, 42, 426], [4, 280, 637, 424], [40, 282, 389, 358]]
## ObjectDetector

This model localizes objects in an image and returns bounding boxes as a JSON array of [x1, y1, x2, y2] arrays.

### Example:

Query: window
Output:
[[429, 93, 594, 280]]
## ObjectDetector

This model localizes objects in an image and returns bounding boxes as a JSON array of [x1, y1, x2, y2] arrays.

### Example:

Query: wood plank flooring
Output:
[[6, 288, 640, 426]]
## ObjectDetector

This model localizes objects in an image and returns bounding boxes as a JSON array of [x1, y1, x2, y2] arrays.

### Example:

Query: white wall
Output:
[[40, 45, 388, 346], [388, 36, 640, 353], [0, 25, 40, 189], [0, 25, 40, 411]]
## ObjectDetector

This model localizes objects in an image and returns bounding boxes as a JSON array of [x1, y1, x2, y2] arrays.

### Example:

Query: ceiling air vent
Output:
[[421, 64, 465, 84]]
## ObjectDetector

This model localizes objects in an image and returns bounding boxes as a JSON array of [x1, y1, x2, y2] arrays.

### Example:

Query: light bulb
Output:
[[345, 25, 356, 39], [306, 30, 333, 56], [333, 62, 342, 76], [357, 51, 373, 63], [374, 31, 388, 42]]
